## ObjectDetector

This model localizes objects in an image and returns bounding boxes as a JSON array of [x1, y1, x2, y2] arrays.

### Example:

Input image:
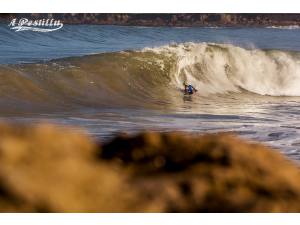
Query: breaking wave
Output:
[[1, 42, 300, 113], [266, 25, 300, 30]]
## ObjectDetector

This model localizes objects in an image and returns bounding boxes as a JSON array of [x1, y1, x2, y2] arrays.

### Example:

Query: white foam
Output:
[[145, 42, 300, 96], [266, 25, 300, 29]]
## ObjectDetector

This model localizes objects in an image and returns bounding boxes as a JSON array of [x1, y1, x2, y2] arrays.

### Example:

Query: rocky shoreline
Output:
[[1, 13, 300, 27], [0, 123, 300, 212]]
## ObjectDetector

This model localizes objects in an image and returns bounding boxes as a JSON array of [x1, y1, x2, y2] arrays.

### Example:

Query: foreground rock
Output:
[[0, 124, 299, 212]]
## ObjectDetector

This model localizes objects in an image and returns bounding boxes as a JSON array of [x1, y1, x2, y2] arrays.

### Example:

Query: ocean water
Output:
[[1, 24, 300, 160]]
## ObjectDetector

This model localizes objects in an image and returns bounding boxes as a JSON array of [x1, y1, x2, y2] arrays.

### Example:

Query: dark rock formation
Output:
[[101, 132, 300, 212], [0, 124, 300, 212]]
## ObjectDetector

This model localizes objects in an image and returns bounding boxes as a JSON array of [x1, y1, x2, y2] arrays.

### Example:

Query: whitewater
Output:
[[146, 42, 300, 96], [1, 24, 300, 160]]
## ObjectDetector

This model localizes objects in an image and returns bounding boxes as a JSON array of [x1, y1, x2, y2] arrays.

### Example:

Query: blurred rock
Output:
[[0, 124, 300, 212], [101, 132, 300, 212], [0, 124, 140, 212]]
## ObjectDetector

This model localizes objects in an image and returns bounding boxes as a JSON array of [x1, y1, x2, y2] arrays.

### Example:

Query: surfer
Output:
[[183, 82, 198, 95]]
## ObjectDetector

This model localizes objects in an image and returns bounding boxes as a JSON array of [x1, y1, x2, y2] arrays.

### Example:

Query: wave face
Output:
[[1, 42, 300, 113]]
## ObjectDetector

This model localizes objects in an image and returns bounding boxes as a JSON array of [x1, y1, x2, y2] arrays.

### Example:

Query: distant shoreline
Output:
[[1, 13, 300, 27]]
